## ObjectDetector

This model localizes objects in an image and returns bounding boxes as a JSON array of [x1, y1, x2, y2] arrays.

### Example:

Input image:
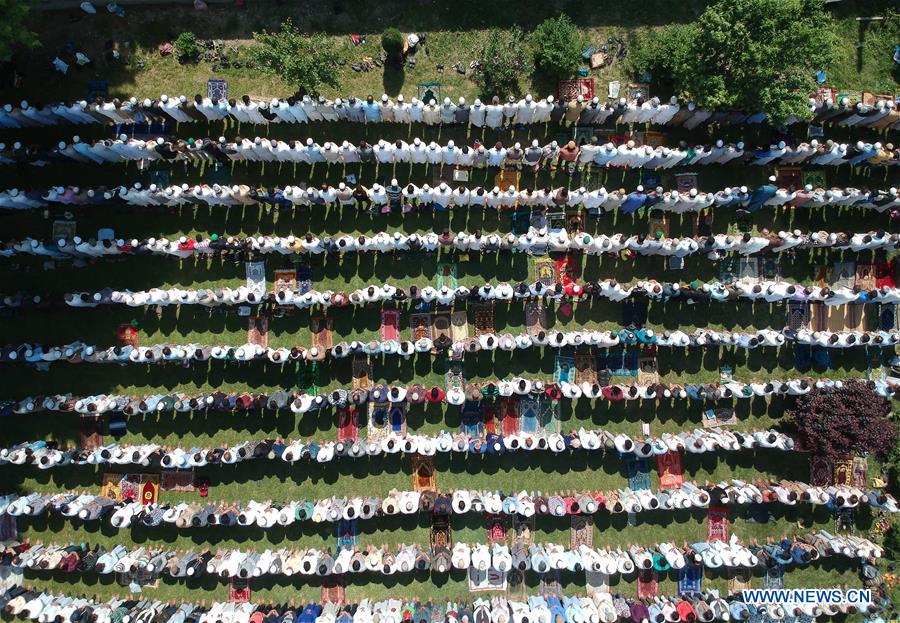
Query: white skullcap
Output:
[[856, 141, 865, 150], [149, 184, 157, 191], [444, 97, 451, 105], [768, 175, 776, 182], [381, 94, 388, 102], [636, 185, 644, 192], [429, 99, 436, 105], [736, 142, 745, 149], [339, 182, 346, 190], [306, 138, 313, 145], [577, 95, 584, 102], [179, 95, 186, 103], [397, 94, 404, 102], [492, 186, 500, 193], [547, 95, 554, 103], [689, 188, 698, 197], [271, 98, 279, 106], [160, 94, 168, 102], [413, 138, 421, 145], [626, 140, 635, 148], [715, 139, 723, 147], [157, 137, 164, 145], [740, 186, 748, 193], [474, 98, 482, 106], [777, 141, 785, 149], [458, 97, 466, 104], [448, 140, 455, 148], [119, 134, 128, 141], [532, 139, 539, 147], [804, 184, 813, 191], [810, 139, 818, 147], [391, 178, 398, 185], [525, 94, 533, 102], [592, 97, 599, 104], [514, 142, 521, 149], [508, 185, 515, 192], [58, 141, 66, 149]]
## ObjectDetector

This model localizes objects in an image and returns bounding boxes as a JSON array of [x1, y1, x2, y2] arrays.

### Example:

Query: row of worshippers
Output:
[[2, 586, 882, 623], [4, 92, 897, 130], [3, 533, 879, 580], [8, 229, 899, 263], [0, 427, 796, 470], [5, 182, 899, 214], [2, 377, 866, 421], [11, 134, 898, 170], [6, 479, 890, 528], [58, 279, 900, 313]]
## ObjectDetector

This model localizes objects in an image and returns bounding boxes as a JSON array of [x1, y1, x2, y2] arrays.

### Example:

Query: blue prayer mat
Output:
[[677, 565, 702, 595], [626, 456, 651, 490]]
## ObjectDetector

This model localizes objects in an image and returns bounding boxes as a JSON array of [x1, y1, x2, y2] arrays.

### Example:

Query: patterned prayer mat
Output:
[[787, 301, 810, 331], [460, 401, 484, 437], [539, 396, 560, 434], [834, 458, 854, 485], [575, 352, 598, 385], [626, 456, 651, 490], [411, 455, 437, 492], [500, 398, 520, 435], [310, 317, 333, 351], [764, 565, 784, 589], [483, 403, 497, 435], [473, 304, 496, 336], [245, 261, 266, 293], [513, 515, 534, 545], [597, 349, 638, 376], [320, 576, 345, 604], [570, 515, 594, 549], [656, 451, 685, 489], [430, 514, 451, 549], [678, 565, 702, 596], [486, 513, 509, 544], [336, 519, 358, 549], [117, 324, 139, 348], [830, 260, 856, 289], [637, 569, 659, 598], [160, 470, 196, 493], [538, 570, 562, 597], [410, 313, 433, 341], [436, 261, 458, 289], [554, 355, 576, 383], [432, 313, 452, 351], [809, 456, 833, 486], [445, 359, 466, 390], [728, 568, 752, 595], [534, 258, 556, 285], [351, 357, 372, 390], [852, 457, 868, 488], [389, 402, 407, 433], [247, 316, 268, 348], [707, 506, 729, 542], [367, 400, 390, 441], [524, 301, 547, 337], [519, 396, 540, 433], [856, 263, 877, 290], [380, 308, 401, 341], [637, 356, 660, 385]]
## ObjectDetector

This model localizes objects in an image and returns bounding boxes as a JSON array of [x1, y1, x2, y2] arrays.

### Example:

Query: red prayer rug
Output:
[[707, 506, 729, 542]]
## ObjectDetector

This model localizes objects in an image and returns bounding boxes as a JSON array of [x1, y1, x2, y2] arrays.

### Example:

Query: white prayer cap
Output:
[[56, 238, 66, 247], [163, 188, 173, 196], [856, 141, 865, 150], [547, 95, 554, 103], [378, 139, 386, 147], [393, 231, 401, 239], [149, 184, 157, 191], [58, 141, 66, 149], [73, 236, 82, 244], [3, 105, 10, 112], [525, 94, 533, 103], [736, 142, 745, 149], [493, 186, 500, 193], [381, 94, 389, 102], [391, 178, 398, 186], [619, 98, 626, 105], [715, 139, 723, 147], [808, 97, 816, 105], [20, 100, 28, 108], [181, 184, 189, 191], [119, 134, 128, 141], [514, 142, 521, 149], [793, 229, 801, 236], [429, 99, 436, 105], [886, 100, 895, 109], [160, 94, 168, 102], [474, 98, 482, 106], [231, 184, 240, 192], [592, 97, 599, 104], [687, 102, 696, 110], [777, 141, 785, 149], [444, 97, 451, 105], [87, 189, 95, 197], [440, 182, 448, 190], [458, 97, 466, 104], [508, 185, 515, 193], [551, 140, 558, 147], [129, 97, 137, 104], [219, 136, 226, 143], [13, 142, 20, 149], [532, 139, 539, 147], [740, 186, 748, 193], [768, 175, 776, 182], [134, 182, 142, 189], [840, 97, 849, 105], [874, 142, 882, 150], [179, 236, 187, 243], [448, 140, 455, 148], [689, 188, 698, 197], [670, 96, 678, 104], [626, 140, 635, 148], [644, 146, 652, 154], [179, 95, 186, 103], [891, 187, 898, 194], [636, 185, 644, 192], [804, 184, 813, 191], [577, 95, 584, 102], [306, 138, 313, 145], [397, 94, 404, 102], [413, 137, 421, 145], [334, 97, 342, 105], [157, 137, 165, 145], [810, 139, 818, 147], [411, 97, 419, 104], [339, 182, 346, 190]]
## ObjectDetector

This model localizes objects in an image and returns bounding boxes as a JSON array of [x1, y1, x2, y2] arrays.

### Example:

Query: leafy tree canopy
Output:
[[531, 14, 583, 78], [477, 27, 530, 99], [789, 380, 896, 462], [250, 19, 340, 96], [381, 28, 404, 62], [632, 0, 838, 124], [0, 0, 36, 62]]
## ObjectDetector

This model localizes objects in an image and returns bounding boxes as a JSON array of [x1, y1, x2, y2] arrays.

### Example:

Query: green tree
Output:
[[381, 28, 404, 63], [249, 19, 340, 96], [531, 14, 583, 78], [174, 31, 200, 64], [632, 0, 837, 124], [0, 0, 36, 62], [477, 27, 530, 98]]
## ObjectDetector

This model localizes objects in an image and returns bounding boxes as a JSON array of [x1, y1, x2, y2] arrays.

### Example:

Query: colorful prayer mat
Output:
[[538, 570, 562, 597], [500, 399, 520, 435], [626, 456, 651, 490], [483, 403, 497, 435], [519, 396, 540, 433], [637, 569, 659, 598], [678, 565, 702, 596], [809, 456, 833, 487], [524, 301, 547, 337], [585, 571, 609, 596], [856, 263, 877, 290], [410, 313, 434, 341], [674, 173, 698, 192], [432, 313, 452, 351], [554, 355, 577, 383], [534, 258, 557, 286], [295, 266, 313, 294], [513, 514, 534, 545], [473, 304, 495, 336], [538, 396, 560, 434], [834, 458, 854, 485], [718, 256, 740, 284], [247, 316, 268, 348], [380, 308, 401, 341], [486, 513, 509, 544], [207, 79, 228, 100], [411, 455, 437, 492], [430, 514, 451, 550], [389, 402, 407, 433], [597, 349, 638, 376], [337, 407, 359, 441], [787, 301, 810, 331], [557, 78, 595, 101], [637, 356, 660, 385], [738, 258, 759, 282], [367, 400, 390, 441], [445, 359, 466, 390], [876, 262, 895, 288], [460, 401, 484, 437], [852, 457, 868, 488], [570, 515, 594, 549], [320, 576, 345, 604], [469, 567, 508, 592], [707, 506, 729, 542], [764, 565, 784, 589], [245, 261, 266, 294], [656, 451, 685, 490], [351, 356, 371, 390], [336, 519, 358, 549], [436, 261, 458, 289], [310, 317, 333, 350], [228, 578, 251, 604], [574, 353, 598, 385], [117, 324, 139, 348]]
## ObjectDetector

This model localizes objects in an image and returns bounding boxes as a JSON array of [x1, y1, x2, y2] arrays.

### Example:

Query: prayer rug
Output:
[[585, 572, 609, 596], [228, 578, 251, 604], [436, 261, 458, 289], [101, 473, 159, 504], [207, 79, 228, 100], [380, 309, 401, 341], [764, 565, 784, 589], [637, 569, 659, 598], [519, 396, 540, 433], [534, 258, 557, 286], [450, 311, 469, 342], [775, 166, 803, 191], [310, 317, 333, 354], [432, 313, 452, 351], [495, 170, 520, 193], [707, 506, 729, 542], [678, 565, 702, 596], [539, 396, 560, 434], [336, 519, 358, 549], [714, 408, 738, 427], [642, 131, 666, 148], [622, 299, 648, 328], [486, 513, 509, 544], [856, 263, 877, 290], [738, 258, 760, 282], [648, 213, 669, 239], [835, 507, 855, 533], [430, 514, 451, 550], [845, 303, 868, 332], [834, 458, 854, 486], [674, 173, 698, 192], [506, 570, 527, 600], [728, 568, 752, 595], [637, 357, 660, 385], [875, 261, 895, 288], [760, 256, 781, 282], [245, 261, 266, 294], [597, 349, 638, 377], [829, 261, 856, 290], [718, 256, 740, 284], [555, 255, 577, 286], [473, 304, 495, 336], [320, 576, 346, 604], [389, 402, 407, 433], [412, 454, 437, 492], [513, 515, 534, 545], [296, 266, 313, 294], [538, 570, 562, 597], [337, 407, 359, 441], [808, 302, 829, 332], [803, 168, 826, 189], [810, 456, 833, 487], [881, 303, 897, 331], [0, 515, 19, 542], [694, 211, 714, 237], [500, 399, 520, 435], [460, 401, 485, 437], [109, 412, 127, 438], [247, 316, 268, 348], [410, 313, 434, 341], [852, 456, 868, 488], [160, 470, 196, 492], [626, 456, 651, 490], [367, 400, 390, 441], [524, 302, 547, 337], [445, 359, 466, 390], [574, 353, 598, 385], [273, 269, 297, 306], [787, 301, 810, 331], [483, 403, 497, 435], [656, 451, 685, 490], [554, 355, 577, 384], [52, 220, 78, 241], [117, 324, 139, 348], [558, 78, 595, 101], [570, 515, 594, 549], [351, 357, 371, 390], [469, 568, 507, 592], [79, 415, 103, 451], [510, 210, 531, 235]]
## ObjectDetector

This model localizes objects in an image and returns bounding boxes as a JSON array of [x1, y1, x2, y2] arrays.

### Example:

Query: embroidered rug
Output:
[[834, 458, 854, 485], [336, 519, 358, 549], [411, 455, 437, 492], [483, 403, 497, 435], [830, 260, 856, 289], [570, 515, 594, 549], [574, 352, 597, 385], [460, 401, 485, 437], [320, 575, 346, 604], [160, 470, 196, 492], [79, 415, 104, 451], [678, 565, 702, 595], [247, 316, 268, 348], [245, 261, 266, 294], [852, 456, 868, 488], [554, 355, 576, 383], [486, 513, 509, 544], [436, 261, 458, 289], [787, 301, 810, 331], [809, 456, 833, 486], [534, 258, 556, 285], [473, 304, 496, 336], [513, 515, 534, 545], [856, 263, 876, 290], [538, 570, 562, 597], [707, 506, 729, 542], [410, 313, 434, 341], [311, 316, 334, 350], [367, 400, 390, 441], [352, 356, 372, 390], [524, 301, 547, 337], [519, 396, 540, 433], [389, 402, 407, 433], [539, 396, 560, 434], [764, 565, 784, 589], [637, 569, 659, 598], [656, 451, 685, 489]]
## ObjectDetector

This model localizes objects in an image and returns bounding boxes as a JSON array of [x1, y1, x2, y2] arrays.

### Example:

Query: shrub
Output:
[[477, 28, 530, 99], [788, 380, 896, 462], [0, 0, 37, 62], [249, 19, 340, 96], [381, 28, 405, 62], [531, 14, 582, 78], [174, 31, 200, 63]]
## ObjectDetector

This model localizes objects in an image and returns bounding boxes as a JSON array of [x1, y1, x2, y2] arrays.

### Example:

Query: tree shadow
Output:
[[382, 64, 405, 97]]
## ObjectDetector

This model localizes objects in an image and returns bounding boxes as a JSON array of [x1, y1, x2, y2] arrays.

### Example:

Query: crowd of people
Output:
[[3, 182, 898, 214], [3, 480, 893, 529], [1, 585, 883, 623], [2, 92, 897, 129], [2, 531, 881, 579], [6, 135, 897, 171], [0, 427, 796, 470]]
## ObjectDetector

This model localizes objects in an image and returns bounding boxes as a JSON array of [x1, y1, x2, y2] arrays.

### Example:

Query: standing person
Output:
[[470, 99, 486, 129], [454, 97, 470, 125], [502, 96, 518, 128], [362, 96, 382, 123], [564, 95, 585, 126], [485, 97, 504, 130]]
